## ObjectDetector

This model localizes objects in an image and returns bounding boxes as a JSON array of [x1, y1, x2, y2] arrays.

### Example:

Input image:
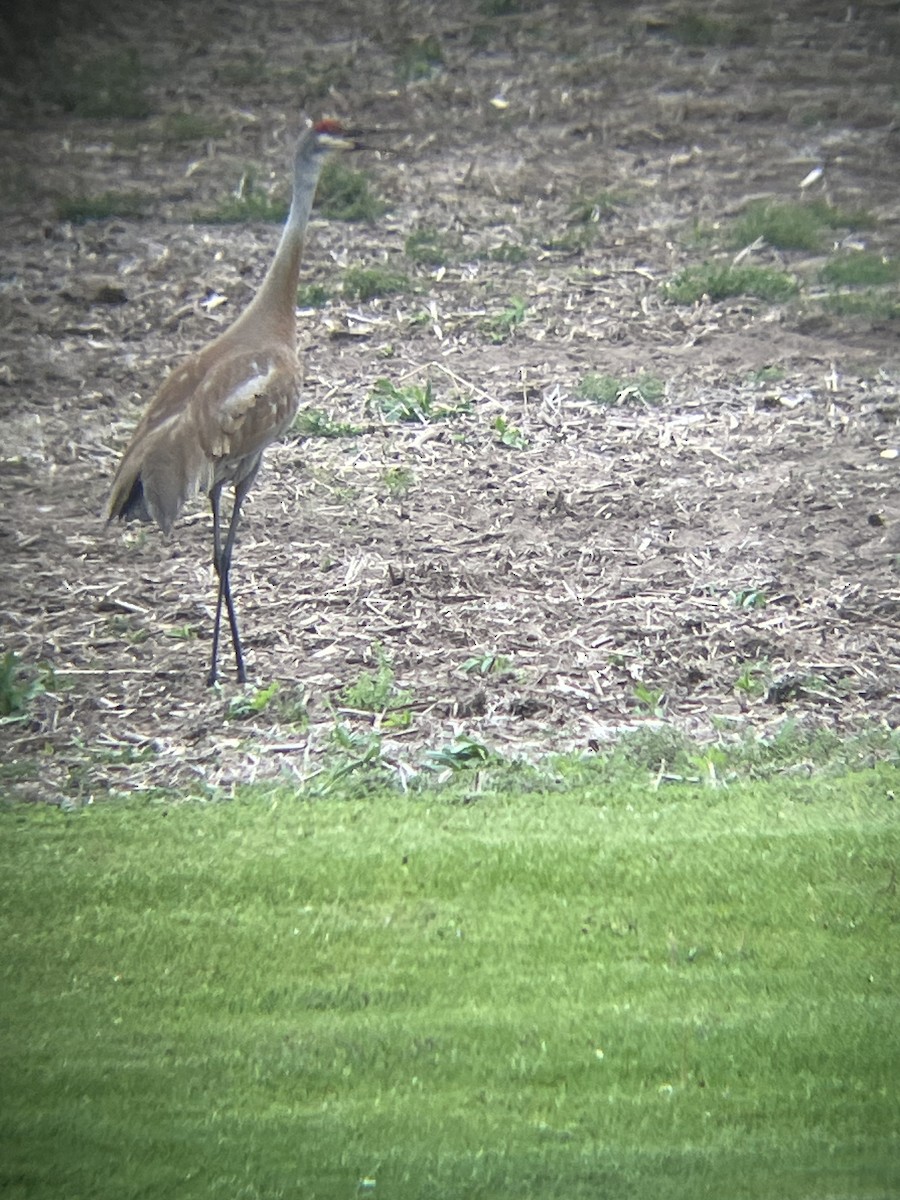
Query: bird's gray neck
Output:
[[235, 148, 325, 345]]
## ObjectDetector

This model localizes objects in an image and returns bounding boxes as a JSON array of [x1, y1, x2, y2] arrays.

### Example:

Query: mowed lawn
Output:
[[1, 764, 898, 1199]]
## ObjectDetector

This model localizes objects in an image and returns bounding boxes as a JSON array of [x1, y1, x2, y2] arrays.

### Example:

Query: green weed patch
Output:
[[664, 262, 798, 304]]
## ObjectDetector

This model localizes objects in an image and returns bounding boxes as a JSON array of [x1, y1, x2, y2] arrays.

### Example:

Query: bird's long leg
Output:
[[208, 468, 259, 687], [208, 482, 228, 687]]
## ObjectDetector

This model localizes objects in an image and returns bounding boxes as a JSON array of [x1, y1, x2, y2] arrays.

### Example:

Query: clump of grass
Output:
[[316, 160, 385, 222], [578, 371, 665, 405], [367, 377, 463, 423], [395, 34, 444, 83], [541, 191, 621, 254], [226, 680, 308, 726], [382, 466, 415, 497], [296, 282, 330, 308], [195, 171, 288, 224], [632, 682, 667, 718], [56, 191, 152, 224], [567, 191, 619, 227], [731, 199, 876, 252], [423, 734, 496, 773], [341, 645, 413, 728], [107, 615, 149, 646], [49, 47, 153, 119], [404, 228, 453, 267], [293, 408, 362, 438], [734, 661, 771, 698], [342, 266, 413, 302], [664, 262, 798, 304], [745, 365, 786, 386], [820, 290, 900, 320], [307, 723, 394, 795], [483, 296, 529, 341], [486, 242, 529, 264], [226, 680, 281, 721], [164, 624, 197, 641], [820, 252, 900, 287], [0, 652, 45, 719]]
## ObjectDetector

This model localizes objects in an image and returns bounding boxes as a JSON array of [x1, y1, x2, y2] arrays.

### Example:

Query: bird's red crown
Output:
[[313, 118, 345, 135]]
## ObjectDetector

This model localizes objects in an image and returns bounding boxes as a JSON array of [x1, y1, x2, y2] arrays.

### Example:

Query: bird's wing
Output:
[[194, 345, 303, 470], [107, 345, 301, 532]]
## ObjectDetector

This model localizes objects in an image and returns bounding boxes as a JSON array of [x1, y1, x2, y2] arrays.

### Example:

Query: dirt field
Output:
[[1, 0, 898, 800]]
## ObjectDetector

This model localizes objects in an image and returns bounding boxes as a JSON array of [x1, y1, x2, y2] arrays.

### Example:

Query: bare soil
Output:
[[1, 0, 899, 800]]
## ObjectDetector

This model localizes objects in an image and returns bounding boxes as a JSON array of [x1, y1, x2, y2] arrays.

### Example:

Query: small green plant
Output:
[[342, 266, 413, 302], [541, 193, 621, 253], [820, 290, 900, 320], [340, 645, 413, 728], [367, 377, 463, 423], [733, 587, 769, 610], [567, 191, 618, 227], [226, 680, 281, 720], [395, 35, 444, 83], [735, 662, 770, 698], [302, 724, 393, 797], [368, 378, 432, 423], [765, 673, 836, 706], [195, 171, 288, 224], [165, 625, 197, 641], [460, 652, 512, 677], [820, 252, 900, 287], [483, 296, 528, 342], [293, 408, 362, 438], [664, 262, 798, 304], [423, 734, 495, 772], [577, 372, 665, 405], [491, 415, 529, 449], [684, 745, 734, 787], [297, 283, 330, 308], [632, 682, 667, 718], [730, 199, 875, 252], [404, 229, 453, 267], [316, 160, 385, 222], [486, 242, 529, 264], [745, 366, 786, 386], [107, 615, 149, 645], [57, 191, 151, 224], [382, 466, 415, 497], [0, 652, 44, 719]]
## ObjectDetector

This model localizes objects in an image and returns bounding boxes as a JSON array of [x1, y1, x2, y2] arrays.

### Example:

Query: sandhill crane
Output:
[[107, 118, 356, 686]]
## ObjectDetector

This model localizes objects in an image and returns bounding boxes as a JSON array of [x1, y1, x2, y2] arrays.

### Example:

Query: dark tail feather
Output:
[[111, 475, 152, 523]]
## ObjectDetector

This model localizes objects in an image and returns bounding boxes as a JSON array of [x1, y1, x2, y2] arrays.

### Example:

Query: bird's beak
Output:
[[318, 130, 361, 152]]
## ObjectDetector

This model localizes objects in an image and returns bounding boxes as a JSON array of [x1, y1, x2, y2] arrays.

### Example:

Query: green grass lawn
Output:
[[1, 761, 898, 1199]]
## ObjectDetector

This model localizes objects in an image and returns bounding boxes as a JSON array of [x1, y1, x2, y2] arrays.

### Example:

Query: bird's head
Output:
[[307, 117, 359, 153]]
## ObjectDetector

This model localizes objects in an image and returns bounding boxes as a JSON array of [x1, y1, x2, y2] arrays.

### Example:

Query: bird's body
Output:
[[108, 336, 300, 534], [107, 118, 354, 685]]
